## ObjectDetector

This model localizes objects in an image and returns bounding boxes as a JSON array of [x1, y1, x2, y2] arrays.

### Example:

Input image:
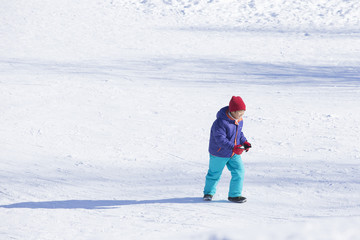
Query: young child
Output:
[[203, 96, 251, 203]]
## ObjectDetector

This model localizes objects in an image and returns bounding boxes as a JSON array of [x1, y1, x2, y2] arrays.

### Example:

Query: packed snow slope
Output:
[[1, 0, 360, 60], [1, 1, 360, 240]]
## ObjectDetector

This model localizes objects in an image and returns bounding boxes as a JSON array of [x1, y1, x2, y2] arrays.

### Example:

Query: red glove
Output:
[[243, 141, 252, 152], [233, 145, 245, 155]]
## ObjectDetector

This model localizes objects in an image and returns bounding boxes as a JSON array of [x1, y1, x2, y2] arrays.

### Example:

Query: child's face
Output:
[[231, 110, 245, 120]]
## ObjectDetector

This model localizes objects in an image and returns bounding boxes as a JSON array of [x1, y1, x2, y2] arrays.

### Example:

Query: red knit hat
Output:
[[229, 96, 246, 112]]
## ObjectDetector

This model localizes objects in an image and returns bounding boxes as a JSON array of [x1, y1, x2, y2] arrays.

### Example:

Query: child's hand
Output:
[[233, 145, 245, 155], [244, 141, 252, 152]]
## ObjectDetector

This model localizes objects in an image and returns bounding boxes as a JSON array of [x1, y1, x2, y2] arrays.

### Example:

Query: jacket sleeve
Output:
[[212, 120, 235, 150]]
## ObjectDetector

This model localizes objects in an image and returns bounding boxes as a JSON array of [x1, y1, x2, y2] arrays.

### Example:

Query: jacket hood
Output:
[[216, 106, 232, 121], [217, 106, 243, 125]]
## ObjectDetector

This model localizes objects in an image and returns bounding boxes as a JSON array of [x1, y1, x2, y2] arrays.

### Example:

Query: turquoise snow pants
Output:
[[203, 154, 245, 197]]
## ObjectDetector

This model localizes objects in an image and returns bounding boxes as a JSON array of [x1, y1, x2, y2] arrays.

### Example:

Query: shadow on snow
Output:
[[0, 197, 206, 209], [1, 58, 359, 87]]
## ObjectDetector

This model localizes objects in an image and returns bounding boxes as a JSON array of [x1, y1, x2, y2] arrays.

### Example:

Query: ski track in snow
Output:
[[1, 0, 360, 239]]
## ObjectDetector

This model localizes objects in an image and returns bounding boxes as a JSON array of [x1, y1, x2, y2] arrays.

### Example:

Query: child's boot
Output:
[[228, 196, 247, 203]]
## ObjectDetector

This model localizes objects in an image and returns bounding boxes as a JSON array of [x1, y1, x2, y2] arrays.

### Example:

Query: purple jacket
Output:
[[209, 106, 247, 158]]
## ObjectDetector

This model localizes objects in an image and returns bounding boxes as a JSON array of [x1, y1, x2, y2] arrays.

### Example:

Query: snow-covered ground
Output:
[[1, 1, 360, 239]]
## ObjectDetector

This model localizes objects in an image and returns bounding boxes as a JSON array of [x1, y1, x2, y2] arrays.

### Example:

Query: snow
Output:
[[1, 0, 360, 239]]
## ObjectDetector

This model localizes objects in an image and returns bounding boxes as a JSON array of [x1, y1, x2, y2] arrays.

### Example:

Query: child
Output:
[[203, 96, 251, 203]]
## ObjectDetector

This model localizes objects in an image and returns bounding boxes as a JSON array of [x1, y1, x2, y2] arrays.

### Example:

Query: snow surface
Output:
[[1, 0, 360, 239]]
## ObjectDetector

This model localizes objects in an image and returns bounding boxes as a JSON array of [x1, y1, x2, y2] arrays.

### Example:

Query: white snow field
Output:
[[1, 0, 360, 239]]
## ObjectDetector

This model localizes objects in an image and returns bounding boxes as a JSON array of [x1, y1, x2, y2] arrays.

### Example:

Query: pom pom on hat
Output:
[[229, 96, 246, 112]]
